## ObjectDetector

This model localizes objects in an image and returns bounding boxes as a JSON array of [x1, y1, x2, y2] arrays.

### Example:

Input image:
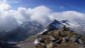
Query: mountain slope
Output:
[[17, 19, 85, 48], [33, 20, 85, 48], [17, 25, 85, 48], [17, 35, 37, 48], [34, 26, 85, 48]]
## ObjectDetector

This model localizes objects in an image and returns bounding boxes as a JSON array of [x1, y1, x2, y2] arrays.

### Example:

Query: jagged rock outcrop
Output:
[[34, 25, 85, 48]]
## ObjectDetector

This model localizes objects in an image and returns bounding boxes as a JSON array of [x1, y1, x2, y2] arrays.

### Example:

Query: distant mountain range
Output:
[[0, 19, 85, 43], [0, 21, 44, 42]]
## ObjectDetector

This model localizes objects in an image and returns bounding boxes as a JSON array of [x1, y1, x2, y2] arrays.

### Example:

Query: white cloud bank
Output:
[[0, 2, 85, 32]]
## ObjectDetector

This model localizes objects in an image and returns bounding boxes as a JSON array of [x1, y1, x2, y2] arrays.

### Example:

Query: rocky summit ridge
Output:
[[34, 24, 85, 48]]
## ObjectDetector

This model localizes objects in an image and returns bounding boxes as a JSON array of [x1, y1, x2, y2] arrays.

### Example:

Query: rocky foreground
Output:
[[34, 26, 85, 48], [17, 25, 85, 48]]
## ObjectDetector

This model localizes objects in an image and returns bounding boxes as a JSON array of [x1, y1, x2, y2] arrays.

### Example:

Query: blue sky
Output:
[[8, 0, 85, 12], [0, 0, 85, 31]]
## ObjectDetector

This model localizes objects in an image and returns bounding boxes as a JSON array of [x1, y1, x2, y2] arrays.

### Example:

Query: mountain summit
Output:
[[34, 20, 85, 48], [47, 20, 70, 31]]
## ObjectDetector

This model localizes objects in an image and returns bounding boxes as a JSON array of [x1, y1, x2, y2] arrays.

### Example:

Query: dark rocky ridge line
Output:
[[34, 22, 85, 48]]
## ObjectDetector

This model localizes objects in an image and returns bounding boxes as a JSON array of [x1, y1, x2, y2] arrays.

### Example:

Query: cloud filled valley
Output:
[[0, 3, 85, 33]]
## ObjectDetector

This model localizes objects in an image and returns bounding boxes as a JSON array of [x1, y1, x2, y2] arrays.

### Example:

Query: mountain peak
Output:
[[34, 25, 85, 48], [47, 19, 70, 31]]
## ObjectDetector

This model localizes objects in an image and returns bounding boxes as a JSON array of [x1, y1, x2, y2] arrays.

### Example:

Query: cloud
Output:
[[0, 3, 85, 32], [0, 3, 11, 11], [50, 11, 85, 26], [27, 6, 52, 25]]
